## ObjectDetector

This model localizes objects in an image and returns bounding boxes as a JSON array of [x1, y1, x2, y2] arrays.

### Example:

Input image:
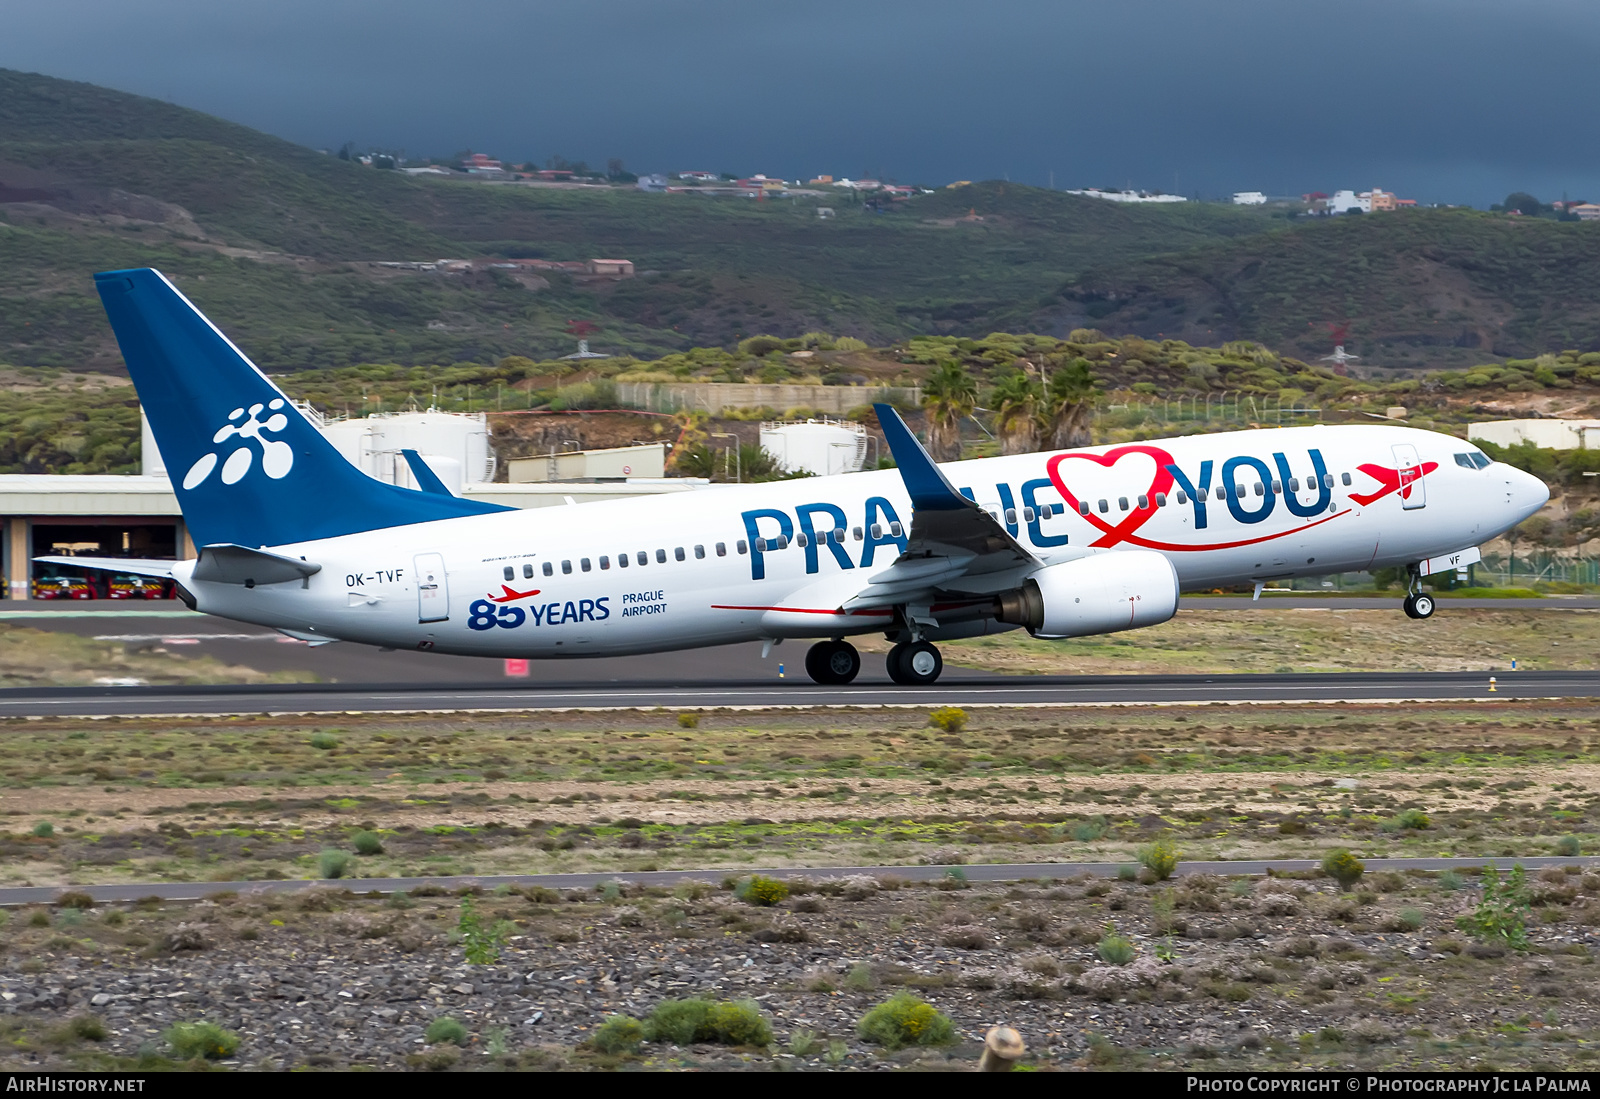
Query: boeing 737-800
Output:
[[40, 269, 1550, 686]]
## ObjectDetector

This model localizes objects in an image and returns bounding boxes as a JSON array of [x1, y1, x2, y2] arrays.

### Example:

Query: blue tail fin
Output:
[[96, 268, 511, 548]]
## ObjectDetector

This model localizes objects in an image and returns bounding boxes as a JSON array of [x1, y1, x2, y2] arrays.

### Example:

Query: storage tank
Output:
[[760, 419, 869, 476]]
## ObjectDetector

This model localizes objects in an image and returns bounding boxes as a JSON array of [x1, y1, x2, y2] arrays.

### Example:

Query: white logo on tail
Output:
[[182, 400, 294, 490]]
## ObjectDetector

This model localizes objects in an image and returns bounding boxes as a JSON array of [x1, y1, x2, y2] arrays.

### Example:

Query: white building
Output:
[[1327, 190, 1367, 214], [760, 419, 869, 477], [1232, 191, 1267, 205], [1065, 188, 1187, 204], [1469, 419, 1600, 451]]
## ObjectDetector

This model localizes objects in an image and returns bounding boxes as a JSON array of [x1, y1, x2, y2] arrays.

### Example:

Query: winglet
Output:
[[873, 403, 972, 512], [401, 449, 454, 496]]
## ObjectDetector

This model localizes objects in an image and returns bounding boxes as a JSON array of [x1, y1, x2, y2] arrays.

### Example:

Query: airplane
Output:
[[38, 268, 1550, 686]]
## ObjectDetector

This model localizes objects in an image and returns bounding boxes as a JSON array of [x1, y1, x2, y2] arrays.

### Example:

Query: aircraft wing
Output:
[[33, 556, 175, 578], [839, 405, 1040, 611]]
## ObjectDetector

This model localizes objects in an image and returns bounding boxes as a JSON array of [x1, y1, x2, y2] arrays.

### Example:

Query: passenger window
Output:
[[638, 551, 648, 566], [716, 542, 727, 556], [1176, 490, 1187, 505], [1005, 508, 1017, 525], [889, 522, 903, 538], [1039, 504, 1053, 519], [1154, 492, 1166, 507], [852, 526, 863, 541], [756, 537, 767, 552], [618, 553, 629, 568], [1289, 477, 1300, 492], [795, 533, 809, 548], [1253, 482, 1264, 497], [1097, 499, 1109, 513], [542, 561, 553, 577], [656, 549, 667, 563], [581, 558, 591, 572], [1271, 480, 1282, 494], [503, 566, 514, 581], [832, 528, 846, 544], [522, 563, 534, 579], [870, 524, 883, 539], [561, 560, 572, 574], [694, 545, 705, 559], [600, 556, 610, 570], [1023, 507, 1036, 522], [1137, 495, 1149, 510], [1078, 500, 1091, 516], [737, 540, 748, 554], [1118, 497, 1129, 511], [674, 547, 685, 561], [776, 535, 789, 549], [1215, 486, 1227, 501]]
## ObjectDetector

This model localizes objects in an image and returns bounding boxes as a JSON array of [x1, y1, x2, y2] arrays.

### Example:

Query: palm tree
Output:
[[990, 372, 1042, 455], [921, 360, 977, 461], [1043, 358, 1097, 450]]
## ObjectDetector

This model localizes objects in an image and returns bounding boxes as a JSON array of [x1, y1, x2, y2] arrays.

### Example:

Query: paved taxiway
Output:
[[2, 668, 1597, 718], [1, 856, 1592, 907]]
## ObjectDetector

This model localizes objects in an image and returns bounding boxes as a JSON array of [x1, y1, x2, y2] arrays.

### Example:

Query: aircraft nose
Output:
[[1505, 465, 1549, 521]]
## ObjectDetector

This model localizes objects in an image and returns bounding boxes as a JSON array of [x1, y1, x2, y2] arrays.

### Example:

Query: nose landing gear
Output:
[[1402, 564, 1436, 619], [887, 640, 944, 685], [804, 639, 861, 684], [1402, 592, 1436, 619]]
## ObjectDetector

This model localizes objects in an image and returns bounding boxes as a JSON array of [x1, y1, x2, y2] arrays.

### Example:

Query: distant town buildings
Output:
[[677, 171, 719, 182], [1572, 203, 1600, 221], [1232, 191, 1267, 205]]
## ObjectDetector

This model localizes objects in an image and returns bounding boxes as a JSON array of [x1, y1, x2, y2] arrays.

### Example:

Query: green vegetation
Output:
[[164, 1020, 239, 1060], [1137, 836, 1180, 881], [1458, 865, 1532, 949], [1321, 849, 1366, 890], [642, 998, 773, 1047], [309, 732, 339, 751], [1097, 923, 1138, 964], [734, 874, 789, 907], [591, 1014, 645, 1054], [857, 993, 955, 1050], [317, 849, 351, 879], [927, 707, 967, 733], [351, 830, 384, 856], [424, 1016, 468, 1046], [456, 896, 513, 964]]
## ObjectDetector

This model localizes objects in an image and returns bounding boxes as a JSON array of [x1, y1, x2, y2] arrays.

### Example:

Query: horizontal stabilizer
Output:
[[32, 556, 175, 579], [192, 544, 321, 586]]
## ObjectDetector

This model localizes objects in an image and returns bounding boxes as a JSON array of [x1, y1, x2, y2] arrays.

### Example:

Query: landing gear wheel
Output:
[[887, 641, 943, 685], [804, 640, 861, 685], [1402, 594, 1419, 619], [1410, 592, 1435, 619]]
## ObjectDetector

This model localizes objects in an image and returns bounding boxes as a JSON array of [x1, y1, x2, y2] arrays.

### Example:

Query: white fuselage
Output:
[[174, 424, 1548, 658]]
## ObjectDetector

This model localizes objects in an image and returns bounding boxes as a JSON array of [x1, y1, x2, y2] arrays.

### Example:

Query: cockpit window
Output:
[[1455, 451, 1492, 470], [1454, 453, 1475, 469]]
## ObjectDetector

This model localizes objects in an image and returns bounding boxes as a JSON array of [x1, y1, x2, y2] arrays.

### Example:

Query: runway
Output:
[[0, 856, 1592, 907], [2, 668, 1597, 718]]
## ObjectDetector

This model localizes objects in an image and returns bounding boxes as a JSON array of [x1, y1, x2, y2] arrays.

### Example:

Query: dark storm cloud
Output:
[[6, 0, 1599, 205]]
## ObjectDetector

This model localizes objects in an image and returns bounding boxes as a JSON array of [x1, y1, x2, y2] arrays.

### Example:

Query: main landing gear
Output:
[[886, 640, 944, 685], [804, 639, 862, 685]]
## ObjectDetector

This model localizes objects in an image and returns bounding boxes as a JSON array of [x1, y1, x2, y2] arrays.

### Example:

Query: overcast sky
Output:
[[5, 0, 1599, 206]]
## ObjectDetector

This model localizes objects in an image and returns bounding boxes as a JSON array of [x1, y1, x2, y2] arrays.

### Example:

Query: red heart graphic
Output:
[[1046, 445, 1178, 548]]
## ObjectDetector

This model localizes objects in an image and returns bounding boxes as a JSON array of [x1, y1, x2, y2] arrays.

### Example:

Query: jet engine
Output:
[[995, 551, 1179, 639]]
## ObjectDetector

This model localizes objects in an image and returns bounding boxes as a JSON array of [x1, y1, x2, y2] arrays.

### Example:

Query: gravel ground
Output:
[[2, 866, 1599, 1071]]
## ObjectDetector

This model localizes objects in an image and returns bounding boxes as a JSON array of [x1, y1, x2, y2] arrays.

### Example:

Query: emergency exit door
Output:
[[415, 553, 449, 622], [1392, 444, 1426, 510]]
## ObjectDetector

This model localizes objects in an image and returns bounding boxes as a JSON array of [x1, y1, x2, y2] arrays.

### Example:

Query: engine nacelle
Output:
[[995, 551, 1179, 639]]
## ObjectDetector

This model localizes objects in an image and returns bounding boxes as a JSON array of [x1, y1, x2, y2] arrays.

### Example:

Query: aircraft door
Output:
[[415, 553, 450, 622], [1392, 444, 1426, 510]]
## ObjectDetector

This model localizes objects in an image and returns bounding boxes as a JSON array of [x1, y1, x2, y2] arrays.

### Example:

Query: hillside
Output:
[[1026, 209, 1600, 370], [0, 69, 1276, 370]]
